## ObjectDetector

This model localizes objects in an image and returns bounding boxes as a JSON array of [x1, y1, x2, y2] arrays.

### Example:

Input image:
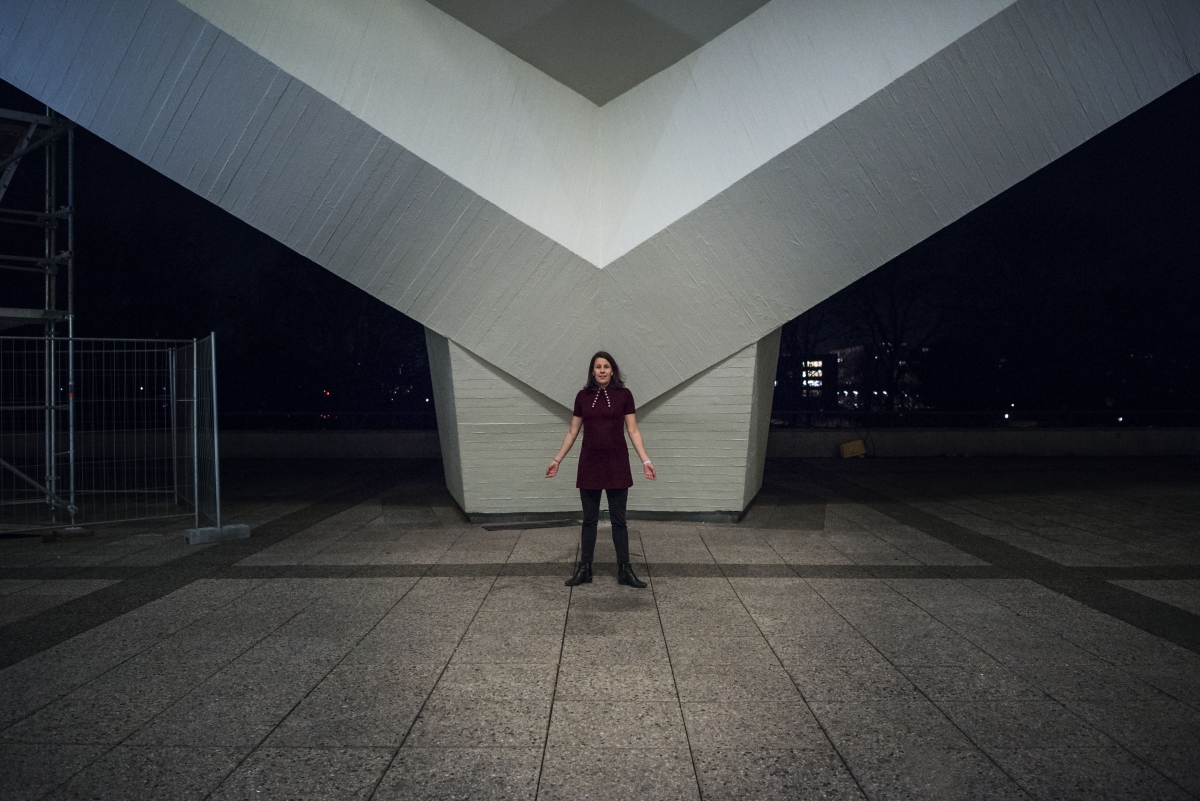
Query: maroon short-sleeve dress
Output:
[[572, 386, 635, 490]]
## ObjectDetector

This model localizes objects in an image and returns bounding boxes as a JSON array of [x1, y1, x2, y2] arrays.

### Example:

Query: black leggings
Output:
[[579, 488, 629, 564]]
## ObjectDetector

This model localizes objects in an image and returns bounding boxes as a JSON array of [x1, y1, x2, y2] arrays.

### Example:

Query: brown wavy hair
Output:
[[584, 351, 625, 391]]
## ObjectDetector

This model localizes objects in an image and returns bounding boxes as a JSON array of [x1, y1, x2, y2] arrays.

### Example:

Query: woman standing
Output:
[[545, 351, 656, 588]]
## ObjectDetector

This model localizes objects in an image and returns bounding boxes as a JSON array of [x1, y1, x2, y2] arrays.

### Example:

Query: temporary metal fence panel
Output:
[[194, 335, 220, 529], [0, 334, 220, 533]]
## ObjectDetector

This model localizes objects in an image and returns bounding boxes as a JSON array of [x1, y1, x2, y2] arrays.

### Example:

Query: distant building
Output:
[[776, 353, 839, 411], [833, 344, 925, 411]]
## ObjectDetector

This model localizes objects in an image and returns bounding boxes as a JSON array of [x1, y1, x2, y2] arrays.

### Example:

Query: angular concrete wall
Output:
[[743, 327, 781, 507], [425, 331, 466, 506], [427, 330, 780, 518], [426, 329, 579, 516]]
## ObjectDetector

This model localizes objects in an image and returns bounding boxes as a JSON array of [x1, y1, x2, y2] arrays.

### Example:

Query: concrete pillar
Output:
[[427, 327, 780, 521]]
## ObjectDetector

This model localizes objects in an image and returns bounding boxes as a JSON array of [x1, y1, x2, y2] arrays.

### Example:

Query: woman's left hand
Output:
[[643, 462, 657, 480]]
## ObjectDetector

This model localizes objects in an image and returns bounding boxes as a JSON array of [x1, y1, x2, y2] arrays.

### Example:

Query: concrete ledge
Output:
[[221, 428, 1200, 460], [220, 430, 440, 459], [185, 524, 251, 545], [627, 509, 743, 524], [468, 509, 743, 526], [468, 511, 580, 525], [766, 428, 1200, 458]]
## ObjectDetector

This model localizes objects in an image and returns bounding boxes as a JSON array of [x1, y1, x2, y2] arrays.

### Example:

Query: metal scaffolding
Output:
[[0, 106, 75, 531], [0, 107, 224, 536], [0, 106, 74, 332]]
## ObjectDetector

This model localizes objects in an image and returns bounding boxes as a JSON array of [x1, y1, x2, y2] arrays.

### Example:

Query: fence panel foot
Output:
[[184, 523, 249, 545]]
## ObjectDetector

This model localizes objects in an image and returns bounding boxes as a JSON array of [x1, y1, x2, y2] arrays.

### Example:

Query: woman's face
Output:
[[592, 358, 613, 386]]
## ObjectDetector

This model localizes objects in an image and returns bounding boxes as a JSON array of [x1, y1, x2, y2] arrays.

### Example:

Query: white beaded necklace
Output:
[[591, 387, 611, 408]]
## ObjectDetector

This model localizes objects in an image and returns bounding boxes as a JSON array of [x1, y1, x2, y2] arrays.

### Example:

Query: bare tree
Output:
[[847, 261, 945, 411]]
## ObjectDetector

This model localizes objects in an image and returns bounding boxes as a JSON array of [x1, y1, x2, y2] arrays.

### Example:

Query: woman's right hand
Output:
[[545, 460, 559, 478]]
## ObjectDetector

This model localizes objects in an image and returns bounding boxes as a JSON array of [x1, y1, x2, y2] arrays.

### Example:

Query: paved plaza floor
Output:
[[1, 457, 1199, 800]]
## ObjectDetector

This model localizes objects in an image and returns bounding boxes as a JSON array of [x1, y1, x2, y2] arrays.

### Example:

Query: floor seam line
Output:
[[795, 462, 1200, 655], [0, 471, 401, 669], [882, 578, 1195, 797], [366, 524, 522, 800], [726, 534, 871, 800], [533, 552, 573, 800], [646, 528, 706, 801], [0, 576, 270, 746]]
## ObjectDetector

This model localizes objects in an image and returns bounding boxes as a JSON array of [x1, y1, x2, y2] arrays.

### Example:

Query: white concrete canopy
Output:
[[2, 0, 1196, 513], [3, 0, 1194, 408], [172, 0, 1018, 269]]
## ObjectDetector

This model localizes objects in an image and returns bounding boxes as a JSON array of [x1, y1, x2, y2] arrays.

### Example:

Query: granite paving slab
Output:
[[208, 746, 393, 800], [987, 746, 1192, 801], [450, 633, 565, 665], [374, 747, 543, 801], [265, 662, 441, 747], [1009, 659, 1165, 701], [681, 700, 829, 751], [44, 746, 246, 801], [691, 747, 865, 801], [899, 662, 1045, 701], [787, 661, 923, 702], [548, 700, 687, 749], [124, 659, 332, 747], [404, 698, 552, 749], [0, 744, 107, 801], [673, 663, 801, 703], [1115, 580, 1200, 615], [2, 671, 198, 745], [838, 745, 1029, 801], [768, 633, 891, 667], [344, 626, 465, 664], [664, 634, 778, 665], [560, 633, 670, 666], [566, 609, 663, 635], [939, 699, 1115, 750], [810, 700, 977, 755], [553, 661, 677, 702], [537, 747, 700, 801], [431, 662, 558, 702]]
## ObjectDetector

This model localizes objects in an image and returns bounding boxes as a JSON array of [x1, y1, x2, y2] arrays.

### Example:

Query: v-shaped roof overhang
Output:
[[3, 0, 1196, 408], [179, 0, 1016, 268]]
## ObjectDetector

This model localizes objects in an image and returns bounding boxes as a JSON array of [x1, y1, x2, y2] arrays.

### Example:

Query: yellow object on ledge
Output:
[[840, 439, 867, 459]]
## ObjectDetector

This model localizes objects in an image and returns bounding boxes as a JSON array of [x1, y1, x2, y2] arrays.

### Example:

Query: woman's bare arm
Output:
[[545, 415, 583, 478], [625, 413, 656, 480]]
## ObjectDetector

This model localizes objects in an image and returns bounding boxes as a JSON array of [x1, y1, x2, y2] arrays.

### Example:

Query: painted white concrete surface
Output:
[[597, 0, 1015, 264], [178, 0, 604, 264], [174, 0, 1016, 267], [427, 329, 581, 514], [4, 0, 1194, 411], [1, 0, 1194, 411]]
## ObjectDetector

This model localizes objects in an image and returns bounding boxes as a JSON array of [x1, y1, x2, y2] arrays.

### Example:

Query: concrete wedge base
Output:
[[427, 327, 779, 517]]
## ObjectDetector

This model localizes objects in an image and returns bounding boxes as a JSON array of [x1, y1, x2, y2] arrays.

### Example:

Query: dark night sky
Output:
[[784, 72, 1200, 419], [1, 73, 1198, 427]]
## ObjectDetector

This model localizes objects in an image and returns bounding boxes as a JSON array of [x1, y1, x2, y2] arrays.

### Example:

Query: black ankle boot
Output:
[[565, 562, 593, 586], [617, 563, 647, 588]]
